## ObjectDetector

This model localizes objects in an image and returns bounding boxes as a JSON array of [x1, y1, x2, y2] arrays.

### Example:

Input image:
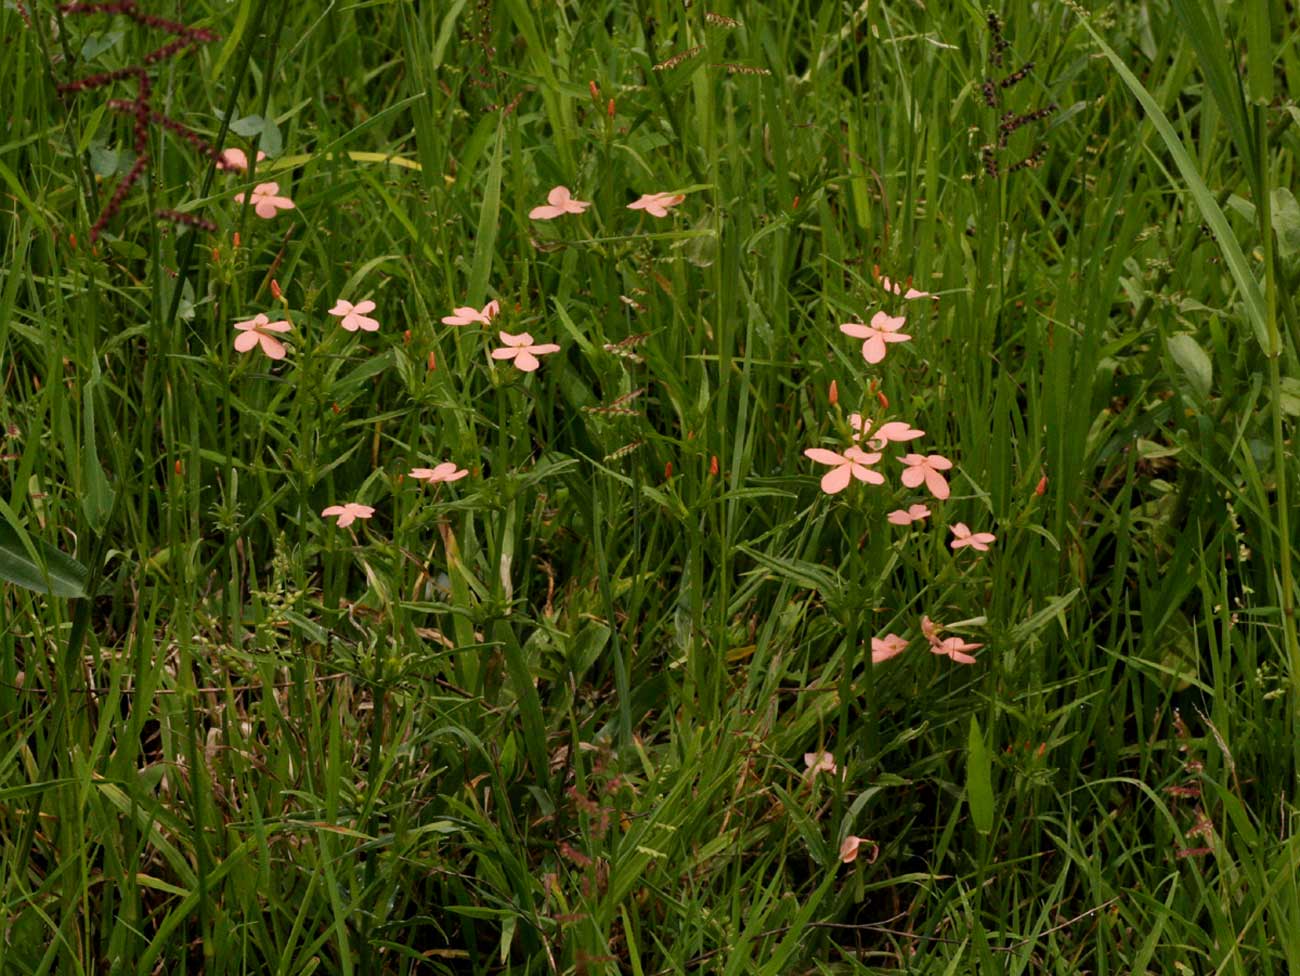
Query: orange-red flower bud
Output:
[[828, 379, 839, 406], [710, 455, 719, 476], [1035, 475, 1048, 496]]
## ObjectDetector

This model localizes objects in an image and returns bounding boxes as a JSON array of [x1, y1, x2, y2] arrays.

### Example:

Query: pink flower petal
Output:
[[804, 751, 836, 776], [257, 334, 287, 360], [804, 448, 847, 466], [821, 465, 852, 494], [838, 835, 877, 864], [870, 634, 908, 663], [233, 331, 261, 353], [861, 335, 887, 364], [869, 311, 907, 333], [924, 468, 950, 500]]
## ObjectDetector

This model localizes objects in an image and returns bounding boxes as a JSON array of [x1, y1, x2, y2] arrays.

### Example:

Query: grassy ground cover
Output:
[[2, 0, 1299, 971]]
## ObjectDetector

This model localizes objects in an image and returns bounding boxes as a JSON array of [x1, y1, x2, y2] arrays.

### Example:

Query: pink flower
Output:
[[627, 192, 685, 217], [234, 181, 295, 219], [804, 446, 884, 494], [529, 185, 591, 220], [490, 331, 561, 372], [839, 835, 879, 864], [921, 616, 942, 643], [441, 300, 500, 326], [216, 147, 267, 172], [870, 633, 908, 663], [868, 421, 925, 447], [321, 502, 374, 528], [233, 313, 292, 360], [899, 453, 953, 500], [839, 311, 911, 365], [950, 522, 996, 552], [931, 636, 982, 665], [328, 299, 379, 333], [804, 751, 837, 777], [921, 616, 981, 664], [410, 462, 468, 484], [880, 275, 934, 300], [850, 414, 925, 447], [886, 504, 931, 526]]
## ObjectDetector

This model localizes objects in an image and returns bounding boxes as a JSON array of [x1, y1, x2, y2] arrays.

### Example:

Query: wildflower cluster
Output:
[[225, 178, 689, 526], [805, 269, 998, 668]]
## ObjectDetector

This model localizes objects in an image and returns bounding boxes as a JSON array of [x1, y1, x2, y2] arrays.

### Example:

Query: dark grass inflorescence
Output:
[[55, 0, 220, 240], [979, 10, 1056, 179]]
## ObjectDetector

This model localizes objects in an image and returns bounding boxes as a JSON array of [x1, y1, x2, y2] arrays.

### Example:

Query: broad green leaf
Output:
[[0, 517, 89, 599], [81, 363, 115, 533], [967, 716, 995, 835], [1271, 188, 1300, 262], [495, 621, 549, 791], [468, 123, 503, 307], [1167, 333, 1213, 401], [229, 114, 283, 157]]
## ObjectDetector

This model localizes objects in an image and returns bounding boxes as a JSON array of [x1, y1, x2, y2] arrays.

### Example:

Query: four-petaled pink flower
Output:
[[840, 311, 911, 365], [490, 331, 561, 372], [880, 275, 934, 300], [868, 421, 925, 448], [871, 633, 908, 663], [899, 453, 953, 500], [410, 462, 468, 485], [931, 636, 982, 665], [804, 446, 884, 494], [234, 181, 295, 219], [529, 185, 591, 220], [321, 502, 374, 528], [329, 299, 379, 333], [950, 522, 996, 552], [839, 835, 879, 864], [217, 147, 267, 172], [887, 504, 931, 526], [921, 616, 982, 665], [627, 192, 685, 217], [442, 300, 500, 326], [233, 313, 292, 360], [850, 414, 926, 447], [804, 751, 837, 778]]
